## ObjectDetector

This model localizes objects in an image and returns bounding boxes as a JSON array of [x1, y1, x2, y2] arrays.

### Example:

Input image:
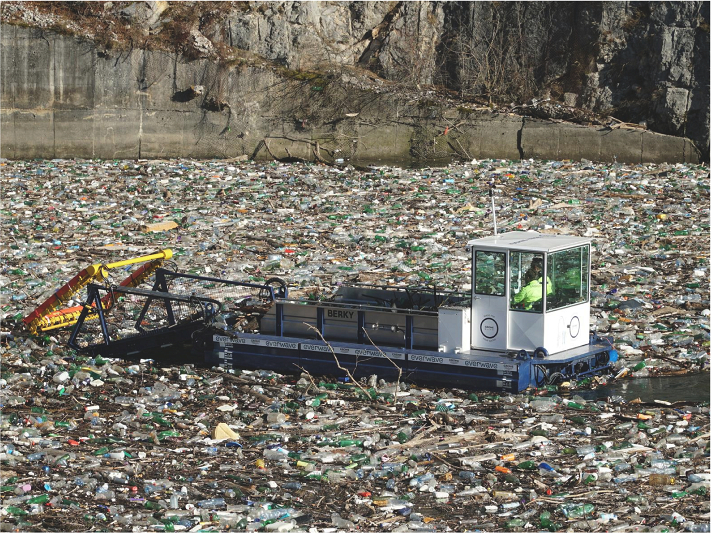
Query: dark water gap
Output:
[[574, 372, 710, 404]]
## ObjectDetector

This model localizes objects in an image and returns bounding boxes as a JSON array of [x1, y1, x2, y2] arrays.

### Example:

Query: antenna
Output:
[[489, 181, 498, 235]]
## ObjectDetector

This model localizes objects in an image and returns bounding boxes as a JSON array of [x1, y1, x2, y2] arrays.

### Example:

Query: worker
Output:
[[512, 258, 552, 310]]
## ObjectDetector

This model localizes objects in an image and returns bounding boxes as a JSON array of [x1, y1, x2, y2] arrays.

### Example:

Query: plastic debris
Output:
[[0, 157, 709, 531], [212, 422, 240, 441]]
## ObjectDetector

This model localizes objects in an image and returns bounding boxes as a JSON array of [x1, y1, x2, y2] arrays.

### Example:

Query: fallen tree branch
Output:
[[362, 327, 403, 406], [293, 364, 318, 395], [456, 138, 472, 160], [305, 323, 372, 400], [312, 141, 328, 163], [237, 384, 272, 404], [262, 138, 279, 160]]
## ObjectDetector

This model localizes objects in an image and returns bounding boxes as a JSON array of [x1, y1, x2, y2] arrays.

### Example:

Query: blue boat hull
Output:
[[206, 331, 616, 392]]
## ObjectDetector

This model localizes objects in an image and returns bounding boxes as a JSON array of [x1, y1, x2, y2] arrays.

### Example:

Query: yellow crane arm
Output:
[[23, 249, 172, 334]]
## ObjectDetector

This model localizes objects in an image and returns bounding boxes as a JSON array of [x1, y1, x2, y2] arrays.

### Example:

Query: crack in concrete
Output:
[[517, 116, 525, 160], [682, 87, 692, 163]]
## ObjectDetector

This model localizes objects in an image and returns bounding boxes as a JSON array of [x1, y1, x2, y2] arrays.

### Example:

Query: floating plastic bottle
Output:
[[0, 155, 710, 531], [576, 445, 595, 456], [559, 503, 595, 518], [409, 473, 434, 488], [197, 498, 226, 509], [516, 460, 537, 470]]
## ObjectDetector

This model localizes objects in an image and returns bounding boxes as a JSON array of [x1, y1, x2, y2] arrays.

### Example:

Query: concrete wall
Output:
[[0, 25, 700, 164]]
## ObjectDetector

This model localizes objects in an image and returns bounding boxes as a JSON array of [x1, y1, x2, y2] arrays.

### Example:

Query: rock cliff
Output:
[[1, 1, 707, 162]]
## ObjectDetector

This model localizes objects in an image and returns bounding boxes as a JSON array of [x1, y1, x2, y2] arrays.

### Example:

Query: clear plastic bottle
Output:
[[263, 448, 289, 461], [409, 472, 434, 488], [613, 474, 639, 484], [639, 466, 676, 476], [253, 507, 294, 521], [500, 501, 520, 511], [106, 471, 129, 484], [196, 498, 226, 509], [576, 445, 595, 456], [327, 470, 345, 483], [266, 412, 286, 424], [613, 462, 631, 473], [459, 470, 477, 481], [331, 512, 355, 529]]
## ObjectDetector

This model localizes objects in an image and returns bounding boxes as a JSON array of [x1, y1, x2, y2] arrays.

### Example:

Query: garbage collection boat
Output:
[[66, 231, 618, 392]]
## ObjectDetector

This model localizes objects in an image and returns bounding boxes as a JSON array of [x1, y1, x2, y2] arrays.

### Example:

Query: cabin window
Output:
[[547, 245, 589, 311], [474, 251, 506, 296], [509, 252, 547, 313]]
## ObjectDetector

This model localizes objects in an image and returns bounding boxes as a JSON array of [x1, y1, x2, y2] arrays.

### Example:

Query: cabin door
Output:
[[470, 249, 508, 350]]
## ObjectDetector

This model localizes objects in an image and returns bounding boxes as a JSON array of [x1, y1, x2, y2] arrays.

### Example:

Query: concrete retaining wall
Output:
[[0, 25, 700, 164]]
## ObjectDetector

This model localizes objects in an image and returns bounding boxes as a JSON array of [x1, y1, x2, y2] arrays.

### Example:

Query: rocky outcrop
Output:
[[0, 1, 707, 161], [0, 23, 698, 164], [211, 1, 710, 158]]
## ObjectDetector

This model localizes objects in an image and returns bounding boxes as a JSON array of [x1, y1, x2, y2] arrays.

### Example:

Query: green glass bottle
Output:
[[27, 494, 50, 504], [516, 460, 537, 470], [338, 439, 362, 447]]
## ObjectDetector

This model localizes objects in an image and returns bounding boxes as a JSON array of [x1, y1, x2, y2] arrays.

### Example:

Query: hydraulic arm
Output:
[[23, 249, 172, 334]]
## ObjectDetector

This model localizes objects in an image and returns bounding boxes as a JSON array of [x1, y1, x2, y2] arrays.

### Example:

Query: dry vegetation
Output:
[[0, 1, 614, 128], [1, 1, 241, 59]]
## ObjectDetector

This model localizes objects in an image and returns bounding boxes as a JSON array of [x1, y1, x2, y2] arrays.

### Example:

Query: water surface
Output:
[[576, 372, 710, 404]]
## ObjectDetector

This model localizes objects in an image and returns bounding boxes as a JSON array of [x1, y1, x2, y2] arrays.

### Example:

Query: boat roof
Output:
[[466, 231, 591, 253]]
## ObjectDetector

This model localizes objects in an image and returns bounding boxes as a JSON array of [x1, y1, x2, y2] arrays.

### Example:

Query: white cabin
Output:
[[439, 231, 592, 356]]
